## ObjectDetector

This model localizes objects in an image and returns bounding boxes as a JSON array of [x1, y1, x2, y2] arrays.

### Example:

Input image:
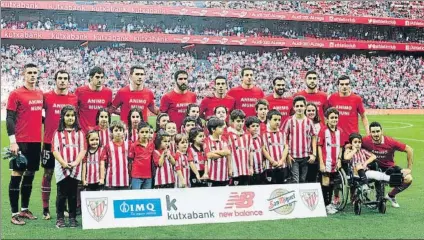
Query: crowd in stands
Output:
[[115, 1, 424, 19], [2, 45, 423, 110], [2, 11, 424, 43]]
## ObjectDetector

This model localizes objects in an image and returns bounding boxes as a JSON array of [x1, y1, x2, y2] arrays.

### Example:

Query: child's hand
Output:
[[69, 161, 78, 168], [82, 180, 88, 186], [249, 167, 254, 176], [195, 174, 201, 181], [99, 179, 104, 185], [319, 165, 325, 173], [201, 173, 209, 180], [180, 182, 186, 188], [228, 167, 233, 177], [61, 162, 70, 169]]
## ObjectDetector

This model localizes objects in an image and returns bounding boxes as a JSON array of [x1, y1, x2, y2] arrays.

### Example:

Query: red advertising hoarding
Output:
[[2, 29, 424, 52], [1, 1, 424, 28]]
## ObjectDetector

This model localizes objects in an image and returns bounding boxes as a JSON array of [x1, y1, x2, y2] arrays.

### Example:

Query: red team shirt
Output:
[[188, 145, 206, 172], [43, 90, 78, 144], [199, 95, 235, 119], [328, 93, 366, 136], [204, 136, 230, 182], [318, 127, 347, 173], [284, 116, 317, 158], [112, 86, 155, 124], [153, 149, 175, 186], [174, 151, 192, 187], [128, 141, 154, 179], [227, 86, 265, 117], [83, 148, 102, 184], [7, 87, 43, 142], [159, 90, 197, 130], [227, 128, 251, 177], [52, 130, 86, 182], [75, 85, 112, 133], [262, 130, 287, 169], [361, 136, 406, 169], [101, 141, 130, 187], [265, 95, 293, 124], [295, 90, 328, 123], [250, 136, 264, 174]]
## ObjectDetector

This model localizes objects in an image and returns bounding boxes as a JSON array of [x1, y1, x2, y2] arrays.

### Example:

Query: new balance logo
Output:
[[225, 192, 255, 209]]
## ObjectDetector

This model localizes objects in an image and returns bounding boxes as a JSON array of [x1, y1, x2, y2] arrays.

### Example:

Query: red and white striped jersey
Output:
[[153, 149, 175, 186], [284, 116, 317, 158], [204, 135, 230, 182], [250, 136, 264, 174], [98, 128, 110, 147], [352, 148, 373, 167], [262, 130, 287, 169], [318, 127, 346, 173], [259, 120, 267, 135], [174, 151, 192, 188], [188, 145, 206, 171], [169, 141, 177, 155], [101, 141, 130, 187], [52, 130, 86, 183], [126, 129, 138, 143], [227, 128, 251, 177], [83, 147, 102, 184]]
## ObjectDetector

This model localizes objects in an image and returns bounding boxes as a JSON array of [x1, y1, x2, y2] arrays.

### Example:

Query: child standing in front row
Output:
[[82, 129, 103, 191], [100, 120, 130, 190], [96, 108, 111, 146], [245, 116, 265, 185], [188, 127, 209, 187], [52, 105, 86, 228], [174, 134, 199, 188], [153, 131, 177, 188]]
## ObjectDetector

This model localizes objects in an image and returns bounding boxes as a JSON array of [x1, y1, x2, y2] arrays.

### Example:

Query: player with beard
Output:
[[7, 63, 43, 225], [199, 76, 235, 120], [111, 66, 159, 125], [41, 70, 77, 220], [294, 71, 328, 124], [265, 77, 293, 125], [160, 70, 197, 131], [328, 75, 369, 137], [227, 67, 265, 117]]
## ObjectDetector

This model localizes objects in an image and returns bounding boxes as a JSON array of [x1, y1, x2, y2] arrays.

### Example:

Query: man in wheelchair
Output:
[[361, 122, 414, 208]]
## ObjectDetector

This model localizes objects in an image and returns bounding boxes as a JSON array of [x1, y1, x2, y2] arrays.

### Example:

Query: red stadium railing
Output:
[[2, 29, 424, 52], [1, 1, 424, 28]]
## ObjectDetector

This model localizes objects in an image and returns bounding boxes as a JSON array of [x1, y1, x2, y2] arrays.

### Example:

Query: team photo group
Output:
[[6, 63, 414, 228]]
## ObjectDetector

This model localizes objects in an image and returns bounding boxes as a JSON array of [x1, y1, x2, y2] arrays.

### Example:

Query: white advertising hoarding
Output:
[[81, 183, 326, 230]]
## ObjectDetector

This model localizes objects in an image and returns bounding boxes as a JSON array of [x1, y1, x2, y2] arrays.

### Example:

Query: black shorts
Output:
[[41, 143, 55, 169], [9, 142, 42, 172]]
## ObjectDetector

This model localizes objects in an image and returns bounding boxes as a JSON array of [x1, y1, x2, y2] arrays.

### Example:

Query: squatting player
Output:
[[7, 63, 43, 225], [362, 122, 414, 208]]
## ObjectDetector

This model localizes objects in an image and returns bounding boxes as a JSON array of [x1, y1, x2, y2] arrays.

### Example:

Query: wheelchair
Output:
[[339, 161, 403, 215]]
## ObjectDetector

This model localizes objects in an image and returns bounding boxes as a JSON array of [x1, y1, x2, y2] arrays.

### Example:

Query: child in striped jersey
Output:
[[96, 108, 111, 146], [127, 107, 143, 143], [245, 116, 265, 185], [165, 121, 177, 154], [153, 131, 177, 188], [255, 99, 269, 135], [188, 127, 209, 187], [174, 134, 200, 188], [82, 129, 103, 191], [100, 120, 130, 190], [52, 105, 86, 228]]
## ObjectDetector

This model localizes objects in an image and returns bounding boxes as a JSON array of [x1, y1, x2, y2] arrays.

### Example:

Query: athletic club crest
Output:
[[86, 198, 108, 222], [300, 189, 319, 211]]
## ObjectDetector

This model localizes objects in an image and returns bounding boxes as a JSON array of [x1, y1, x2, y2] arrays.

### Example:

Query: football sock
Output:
[[9, 176, 22, 214], [21, 175, 35, 209]]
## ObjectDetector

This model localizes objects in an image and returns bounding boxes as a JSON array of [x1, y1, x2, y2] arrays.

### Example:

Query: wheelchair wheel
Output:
[[378, 200, 386, 214], [354, 200, 362, 215], [333, 168, 349, 211]]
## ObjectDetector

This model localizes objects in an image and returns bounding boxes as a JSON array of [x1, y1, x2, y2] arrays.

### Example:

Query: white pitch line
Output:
[[379, 121, 414, 130], [395, 137, 424, 143]]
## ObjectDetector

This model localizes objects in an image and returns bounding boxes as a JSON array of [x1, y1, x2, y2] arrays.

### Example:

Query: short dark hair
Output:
[[89, 66, 105, 78], [230, 109, 246, 122], [188, 127, 204, 144], [95, 108, 112, 126], [214, 105, 228, 115], [325, 107, 339, 118], [349, 132, 362, 143], [305, 70, 318, 79], [154, 131, 170, 150], [54, 70, 70, 81], [245, 116, 261, 128], [293, 96, 307, 106], [267, 109, 282, 121], [241, 67, 254, 77], [338, 75, 350, 85], [174, 70, 188, 82], [255, 99, 269, 111], [207, 117, 225, 134], [369, 121, 382, 131], [137, 121, 149, 131], [155, 113, 169, 133], [109, 120, 126, 133], [214, 76, 227, 84], [305, 102, 320, 124], [272, 77, 285, 86], [183, 116, 197, 127], [23, 63, 37, 70], [130, 66, 145, 75]]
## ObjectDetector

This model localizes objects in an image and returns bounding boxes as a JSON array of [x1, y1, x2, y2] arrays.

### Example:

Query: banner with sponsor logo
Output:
[[1, 1, 424, 28], [81, 183, 326, 229], [2, 29, 424, 52]]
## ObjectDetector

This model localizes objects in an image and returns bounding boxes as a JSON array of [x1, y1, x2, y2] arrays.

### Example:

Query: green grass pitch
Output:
[[1, 115, 423, 239]]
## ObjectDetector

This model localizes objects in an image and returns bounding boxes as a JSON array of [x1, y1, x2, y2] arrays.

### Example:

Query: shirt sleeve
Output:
[[187, 148, 194, 162], [6, 91, 18, 111], [390, 137, 407, 152], [153, 150, 160, 167], [159, 94, 169, 113]]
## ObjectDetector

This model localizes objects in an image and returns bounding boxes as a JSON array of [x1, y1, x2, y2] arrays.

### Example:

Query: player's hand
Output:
[[249, 167, 254, 176], [228, 167, 233, 177], [195, 174, 201, 181], [69, 161, 78, 168], [99, 179, 105, 185], [288, 155, 294, 165], [10, 143, 19, 155], [319, 165, 325, 173], [201, 173, 209, 180], [82, 180, 88, 186], [277, 160, 285, 168], [271, 161, 279, 167], [401, 168, 412, 175], [61, 162, 70, 169], [308, 155, 316, 164]]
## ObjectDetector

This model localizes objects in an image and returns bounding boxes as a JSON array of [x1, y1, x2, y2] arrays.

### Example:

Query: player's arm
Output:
[[262, 145, 277, 166], [99, 148, 108, 185], [148, 104, 160, 116], [110, 91, 122, 115], [82, 157, 88, 186], [159, 94, 170, 113], [364, 152, 377, 167], [6, 110, 19, 154], [189, 161, 201, 180], [227, 152, 233, 177], [405, 145, 414, 171], [318, 146, 324, 172], [167, 151, 176, 165], [249, 151, 254, 176], [343, 147, 357, 160], [309, 135, 317, 163], [278, 144, 289, 167], [337, 147, 343, 169], [361, 113, 370, 136], [199, 98, 208, 120]]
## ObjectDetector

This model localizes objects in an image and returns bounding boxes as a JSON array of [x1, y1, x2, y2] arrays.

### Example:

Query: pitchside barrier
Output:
[[81, 183, 326, 230]]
